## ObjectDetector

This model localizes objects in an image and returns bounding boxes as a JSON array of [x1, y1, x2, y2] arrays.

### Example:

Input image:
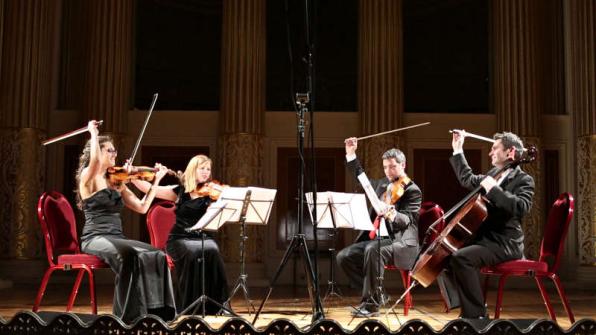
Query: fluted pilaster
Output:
[[218, 0, 266, 263], [566, 0, 596, 265], [491, 0, 544, 259], [0, 0, 55, 259], [358, 0, 404, 177], [82, 0, 133, 136]]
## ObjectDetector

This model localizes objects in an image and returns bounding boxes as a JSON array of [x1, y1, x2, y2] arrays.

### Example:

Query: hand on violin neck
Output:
[[153, 163, 168, 182], [480, 176, 497, 193], [383, 207, 397, 223]]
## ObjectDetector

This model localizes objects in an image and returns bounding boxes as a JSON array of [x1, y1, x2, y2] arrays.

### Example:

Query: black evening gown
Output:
[[166, 185, 229, 315], [80, 188, 176, 322]]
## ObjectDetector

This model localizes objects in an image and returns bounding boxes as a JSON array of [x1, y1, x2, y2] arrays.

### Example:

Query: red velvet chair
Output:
[[146, 201, 176, 270], [385, 201, 446, 316], [481, 192, 575, 322], [33, 191, 108, 314]]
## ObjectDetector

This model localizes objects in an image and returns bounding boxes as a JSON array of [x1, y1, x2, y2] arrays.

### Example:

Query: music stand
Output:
[[177, 200, 237, 318], [305, 192, 374, 306], [218, 187, 277, 315]]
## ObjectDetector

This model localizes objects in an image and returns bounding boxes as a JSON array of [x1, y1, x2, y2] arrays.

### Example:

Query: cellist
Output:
[[437, 131, 535, 319]]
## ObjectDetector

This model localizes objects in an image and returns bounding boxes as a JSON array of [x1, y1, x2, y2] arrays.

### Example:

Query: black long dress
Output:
[[80, 188, 176, 322], [166, 185, 229, 314]]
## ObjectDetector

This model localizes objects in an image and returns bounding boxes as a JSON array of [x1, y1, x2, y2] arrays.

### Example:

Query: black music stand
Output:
[[218, 187, 277, 316], [177, 201, 237, 318]]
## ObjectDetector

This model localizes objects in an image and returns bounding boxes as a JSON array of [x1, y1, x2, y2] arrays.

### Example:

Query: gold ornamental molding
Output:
[[0, 128, 45, 259], [520, 137, 543, 261], [578, 135, 596, 265], [218, 133, 264, 263]]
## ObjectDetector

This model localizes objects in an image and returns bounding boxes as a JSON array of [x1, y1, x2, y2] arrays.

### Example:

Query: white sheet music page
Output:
[[305, 191, 332, 226], [190, 199, 229, 231], [218, 186, 277, 225]]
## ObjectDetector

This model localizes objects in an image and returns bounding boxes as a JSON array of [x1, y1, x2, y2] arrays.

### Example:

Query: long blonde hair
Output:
[[182, 154, 212, 193]]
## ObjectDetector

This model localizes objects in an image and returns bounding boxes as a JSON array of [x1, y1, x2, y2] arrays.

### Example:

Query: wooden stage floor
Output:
[[1, 283, 594, 331]]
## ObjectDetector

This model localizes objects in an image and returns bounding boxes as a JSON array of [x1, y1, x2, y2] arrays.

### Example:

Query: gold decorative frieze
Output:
[[520, 137, 543, 261], [218, 133, 264, 263], [0, 128, 45, 259], [578, 135, 596, 265]]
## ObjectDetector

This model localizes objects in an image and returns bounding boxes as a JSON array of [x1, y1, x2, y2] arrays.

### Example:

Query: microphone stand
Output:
[[253, 0, 324, 324]]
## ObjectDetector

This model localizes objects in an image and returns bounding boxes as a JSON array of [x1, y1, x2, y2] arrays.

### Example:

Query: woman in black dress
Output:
[[76, 121, 176, 322], [132, 154, 229, 315]]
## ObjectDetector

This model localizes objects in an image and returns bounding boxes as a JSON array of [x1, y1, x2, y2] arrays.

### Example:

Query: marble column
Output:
[[566, 0, 596, 265], [218, 0, 266, 263], [0, 0, 55, 259], [358, 0, 404, 178], [491, 0, 544, 259]]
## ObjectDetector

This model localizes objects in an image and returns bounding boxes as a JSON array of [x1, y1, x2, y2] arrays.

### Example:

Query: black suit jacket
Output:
[[347, 158, 422, 269], [450, 153, 535, 258]]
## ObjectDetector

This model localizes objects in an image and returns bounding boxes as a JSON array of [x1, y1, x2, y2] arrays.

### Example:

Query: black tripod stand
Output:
[[178, 229, 237, 318], [224, 190, 256, 315], [323, 211, 343, 303], [253, 96, 325, 324]]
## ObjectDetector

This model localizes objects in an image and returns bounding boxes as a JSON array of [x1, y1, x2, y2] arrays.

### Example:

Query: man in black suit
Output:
[[337, 137, 422, 317], [437, 131, 535, 319]]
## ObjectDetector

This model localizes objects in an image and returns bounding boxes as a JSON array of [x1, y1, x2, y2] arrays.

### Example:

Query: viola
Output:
[[195, 180, 229, 201]]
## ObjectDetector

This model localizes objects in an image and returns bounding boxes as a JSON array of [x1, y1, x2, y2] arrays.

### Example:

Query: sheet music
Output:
[[218, 186, 276, 225], [189, 200, 232, 231], [378, 217, 389, 237], [305, 192, 374, 231], [357, 172, 385, 215]]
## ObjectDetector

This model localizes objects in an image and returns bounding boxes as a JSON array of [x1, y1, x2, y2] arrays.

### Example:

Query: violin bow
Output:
[[449, 129, 494, 144], [42, 120, 104, 145], [355, 122, 431, 141], [128, 93, 158, 164], [450, 129, 530, 152]]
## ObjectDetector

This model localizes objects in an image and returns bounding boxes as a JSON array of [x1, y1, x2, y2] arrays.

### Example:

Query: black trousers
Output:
[[337, 239, 392, 302], [437, 240, 520, 318]]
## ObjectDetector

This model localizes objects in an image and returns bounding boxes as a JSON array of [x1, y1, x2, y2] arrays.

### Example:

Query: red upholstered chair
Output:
[[481, 192, 575, 322], [385, 201, 446, 316], [33, 191, 108, 314], [146, 201, 176, 270]]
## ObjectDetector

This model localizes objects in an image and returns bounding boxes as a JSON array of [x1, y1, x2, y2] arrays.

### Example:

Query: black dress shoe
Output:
[[350, 303, 379, 317], [459, 314, 489, 320]]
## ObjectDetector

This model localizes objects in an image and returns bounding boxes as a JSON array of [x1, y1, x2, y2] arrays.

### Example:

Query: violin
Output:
[[107, 166, 180, 185], [383, 175, 410, 204], [195, 180, 229, 201]]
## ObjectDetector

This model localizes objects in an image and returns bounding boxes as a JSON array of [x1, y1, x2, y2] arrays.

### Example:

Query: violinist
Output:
[[131, 154, 230, 315], [437, 131, 535, 319], [337, 137, 422, 317], [76, 121, 175, 322]]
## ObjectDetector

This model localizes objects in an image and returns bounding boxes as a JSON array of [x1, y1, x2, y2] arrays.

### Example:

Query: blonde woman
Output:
[[76, 121, 175, 322], [132, 154, 229, 315]]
